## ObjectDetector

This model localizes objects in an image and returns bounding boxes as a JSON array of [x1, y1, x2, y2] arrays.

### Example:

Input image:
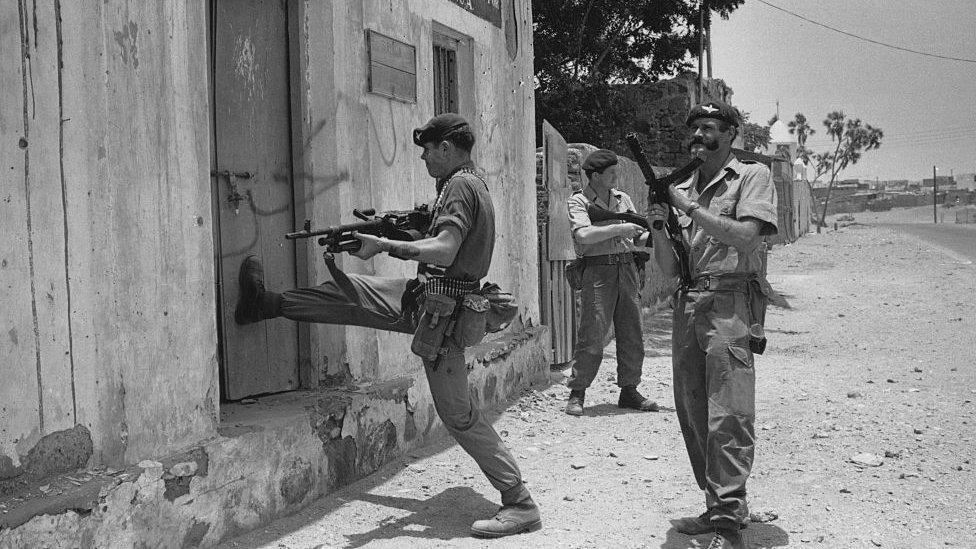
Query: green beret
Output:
[[413, 113, 471, 146], [686, 100, 741, 127], [581, 149, 618, 172]]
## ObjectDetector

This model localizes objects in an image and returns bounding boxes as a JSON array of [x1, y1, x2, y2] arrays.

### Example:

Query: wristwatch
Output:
[[685, 202, 702, 216]]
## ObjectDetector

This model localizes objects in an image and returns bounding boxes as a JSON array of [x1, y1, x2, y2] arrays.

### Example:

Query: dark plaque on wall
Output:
[[367, 30, 417, 103], [446, 0, 503, 28]]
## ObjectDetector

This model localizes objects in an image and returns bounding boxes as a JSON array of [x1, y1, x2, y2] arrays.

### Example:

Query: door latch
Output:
[[211, 170, 254, 215]]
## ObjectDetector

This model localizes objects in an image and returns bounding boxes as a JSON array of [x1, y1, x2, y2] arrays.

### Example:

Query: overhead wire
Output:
[[753, 0, 976, 64]]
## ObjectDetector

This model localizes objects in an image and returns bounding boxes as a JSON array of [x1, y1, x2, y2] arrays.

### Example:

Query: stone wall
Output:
[[611, 73, 733, 167]]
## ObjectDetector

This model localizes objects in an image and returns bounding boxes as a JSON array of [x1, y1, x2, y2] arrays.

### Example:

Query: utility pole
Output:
[[933, 165, 938, 223], [704, 0, 712, 78], [697, 3, 705, 99]]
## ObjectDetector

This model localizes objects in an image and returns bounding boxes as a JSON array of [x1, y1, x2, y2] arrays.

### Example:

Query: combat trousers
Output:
[[277, 274, 523, 493], [567, 261, 644, 390], [672, 288, 756, 529]]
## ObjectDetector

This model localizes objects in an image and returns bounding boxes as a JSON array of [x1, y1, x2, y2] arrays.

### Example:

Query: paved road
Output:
[[872, 222, 976, 262]]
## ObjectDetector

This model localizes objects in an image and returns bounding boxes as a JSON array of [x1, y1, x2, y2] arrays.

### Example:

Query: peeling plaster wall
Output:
[[0, 327, 550, 547], [0, 0, 217, 474], [298, 0, 539, 384]]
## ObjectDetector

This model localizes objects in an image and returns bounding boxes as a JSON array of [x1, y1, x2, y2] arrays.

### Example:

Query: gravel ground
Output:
[[221, 209, 976, 549]]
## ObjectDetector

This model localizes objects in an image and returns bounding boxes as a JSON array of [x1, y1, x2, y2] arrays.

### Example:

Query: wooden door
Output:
[[211, 0, 298, 399], [539, 121, 578, 365]]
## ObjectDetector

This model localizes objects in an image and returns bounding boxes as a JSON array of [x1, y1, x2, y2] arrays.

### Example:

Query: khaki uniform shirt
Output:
[[674, 154, 778, 277], [567, 186, 640, 257], [419, 162, 494, 282]]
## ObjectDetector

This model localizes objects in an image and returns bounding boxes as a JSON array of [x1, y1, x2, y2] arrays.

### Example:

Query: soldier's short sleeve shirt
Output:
[[566, 187, 640, 257], [674, 154, 778, 276]]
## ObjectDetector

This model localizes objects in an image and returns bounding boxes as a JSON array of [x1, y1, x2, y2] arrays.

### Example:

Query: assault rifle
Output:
[[585, 203, 649, 230], [624, 133, 703, 285], [285, 204, 432, 254]]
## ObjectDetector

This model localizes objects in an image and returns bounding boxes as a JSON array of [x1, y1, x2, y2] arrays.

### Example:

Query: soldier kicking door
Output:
[[210, 0, 298, 399]]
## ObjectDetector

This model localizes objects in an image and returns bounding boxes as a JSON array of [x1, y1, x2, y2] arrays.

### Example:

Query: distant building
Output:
[[922, 175, 955, 188], [955, 173, 976, 191]]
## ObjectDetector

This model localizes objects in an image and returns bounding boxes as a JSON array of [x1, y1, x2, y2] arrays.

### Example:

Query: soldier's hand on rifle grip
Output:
[[667, 185, 696, 214], [350, 232, 384, 260], [647, 204, 669, 230], [615, 222, 646, 239]]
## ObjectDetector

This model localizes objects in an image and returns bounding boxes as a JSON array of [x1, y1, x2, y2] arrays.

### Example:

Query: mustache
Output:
[[687, 137, 719, 152]]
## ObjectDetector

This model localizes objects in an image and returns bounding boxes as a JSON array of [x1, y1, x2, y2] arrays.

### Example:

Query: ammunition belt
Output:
[[423, 277, 480, 299]]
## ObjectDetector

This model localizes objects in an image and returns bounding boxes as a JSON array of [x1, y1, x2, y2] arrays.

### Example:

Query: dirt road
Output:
[[220, 211, 976, 549]]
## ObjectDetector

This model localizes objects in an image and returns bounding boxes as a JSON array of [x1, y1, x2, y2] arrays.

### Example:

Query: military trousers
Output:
[[671, 287, 757, 528], [567, 261, 644, 390], [277, 274, 523, 493]]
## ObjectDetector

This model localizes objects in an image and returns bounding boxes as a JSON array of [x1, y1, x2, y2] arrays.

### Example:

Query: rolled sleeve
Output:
[[736, 165, 779, 235], [567, 194, 591, 233], [432, 176, 476, 240]]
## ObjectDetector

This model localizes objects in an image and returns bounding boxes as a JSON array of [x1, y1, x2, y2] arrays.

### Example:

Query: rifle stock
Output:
[[585, 203, 649, 230]]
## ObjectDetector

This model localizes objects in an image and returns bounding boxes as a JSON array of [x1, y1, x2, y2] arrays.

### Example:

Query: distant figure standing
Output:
[[647, 100, 778, 549], [563, 149, 659, 416]]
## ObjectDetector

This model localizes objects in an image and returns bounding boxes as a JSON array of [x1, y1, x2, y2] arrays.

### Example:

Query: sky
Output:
[[710, 0, 976, 182]]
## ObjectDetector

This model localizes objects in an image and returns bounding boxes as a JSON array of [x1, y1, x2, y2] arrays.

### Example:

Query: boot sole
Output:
[[470, 519, 542, 538]]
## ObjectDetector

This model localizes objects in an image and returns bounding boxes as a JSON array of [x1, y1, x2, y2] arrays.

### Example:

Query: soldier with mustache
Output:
[[647, 100, 779, 549]]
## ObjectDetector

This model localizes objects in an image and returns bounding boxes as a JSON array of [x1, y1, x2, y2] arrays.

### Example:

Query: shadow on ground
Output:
[[329, 486, 497, 548]]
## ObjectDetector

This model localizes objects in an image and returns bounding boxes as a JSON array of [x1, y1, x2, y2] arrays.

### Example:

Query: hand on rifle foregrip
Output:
[[350, 232, 384, 260]]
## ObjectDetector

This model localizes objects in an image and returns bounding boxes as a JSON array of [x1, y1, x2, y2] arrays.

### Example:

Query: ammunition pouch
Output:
[[452, 293, 490, 348], [410, 293, 456, 362]]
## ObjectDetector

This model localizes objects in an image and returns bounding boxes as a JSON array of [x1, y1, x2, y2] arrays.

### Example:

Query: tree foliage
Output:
[[533, 0, 745, 145], [787, 112, 815, 162], [810, 111, 883, 229], [740, 116, 771, 152]]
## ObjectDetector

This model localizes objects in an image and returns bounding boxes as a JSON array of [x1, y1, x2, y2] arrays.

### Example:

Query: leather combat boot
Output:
[[471, 484, 542, 538], [234, 254, 279, 325], [564, 389, 585, 416], [707, 528, 745, 549], [618, 385, 659, 411], [672, 511, 713, 535]]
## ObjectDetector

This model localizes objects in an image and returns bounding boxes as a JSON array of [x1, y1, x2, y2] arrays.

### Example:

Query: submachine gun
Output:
[[623, 133, 704, 286], [285, 204, 433, 255]]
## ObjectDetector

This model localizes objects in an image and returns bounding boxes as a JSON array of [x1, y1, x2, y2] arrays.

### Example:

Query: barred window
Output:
[[432, 36, 459, 115]]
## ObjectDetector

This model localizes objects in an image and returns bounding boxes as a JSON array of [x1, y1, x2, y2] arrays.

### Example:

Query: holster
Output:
[[746, 278, 771, 355], [410, 293, 457, 362], [564, 258, 585, 290]]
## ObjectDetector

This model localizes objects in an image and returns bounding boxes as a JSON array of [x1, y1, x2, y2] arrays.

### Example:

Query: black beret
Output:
[[686, 100, 741, 127], [413, 113, 470, 146], [581, 149, 618, 172]]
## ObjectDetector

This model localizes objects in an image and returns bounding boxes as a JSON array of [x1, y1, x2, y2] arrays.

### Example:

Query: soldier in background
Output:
[[563, 149, 659, 416]]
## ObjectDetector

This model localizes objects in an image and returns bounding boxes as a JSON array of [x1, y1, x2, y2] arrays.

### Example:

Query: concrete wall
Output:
[[296, 0, 539, 384], [3, 1, 544, 541], [1, 0, 217, 480], [614, 73, 732, 167]]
